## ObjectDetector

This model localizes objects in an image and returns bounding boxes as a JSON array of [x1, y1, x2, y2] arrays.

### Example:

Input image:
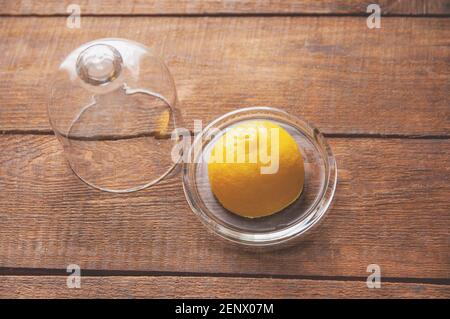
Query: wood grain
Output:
[[0, 275, 448, 298], [0, 17, 449, 135], [0, 134, 448, 279], [1, 0, 449, 15]]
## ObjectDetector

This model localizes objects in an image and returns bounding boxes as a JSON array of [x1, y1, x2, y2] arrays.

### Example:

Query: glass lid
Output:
[[49, 38, 182, 193]]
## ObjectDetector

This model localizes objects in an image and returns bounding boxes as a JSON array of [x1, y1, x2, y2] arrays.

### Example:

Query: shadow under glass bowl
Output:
[[182, 107, 337, 247]]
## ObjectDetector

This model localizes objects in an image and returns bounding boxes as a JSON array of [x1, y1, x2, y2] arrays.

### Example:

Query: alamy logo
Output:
[[367, 4, 381, 29], [66, 264, 81, 288], [66, 4, 81, 29], [366, 264, 381, 288], [170, 120, 281, 174]]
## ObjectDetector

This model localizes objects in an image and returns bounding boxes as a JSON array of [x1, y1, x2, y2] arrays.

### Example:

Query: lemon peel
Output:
[[208, 120, 305, 218]]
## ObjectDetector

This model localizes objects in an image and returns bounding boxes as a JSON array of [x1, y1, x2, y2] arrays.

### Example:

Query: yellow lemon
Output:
[[208, 120, 304, 218]]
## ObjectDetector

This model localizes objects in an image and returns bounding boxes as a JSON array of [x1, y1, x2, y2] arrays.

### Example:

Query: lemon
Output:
[[208, 120, 305, 218]]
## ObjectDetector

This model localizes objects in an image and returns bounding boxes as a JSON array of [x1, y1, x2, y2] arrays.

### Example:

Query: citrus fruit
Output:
[[208, 120, 305, 218]]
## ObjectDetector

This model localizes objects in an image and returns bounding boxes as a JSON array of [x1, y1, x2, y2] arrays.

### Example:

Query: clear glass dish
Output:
[[182, 107, 337, 247]]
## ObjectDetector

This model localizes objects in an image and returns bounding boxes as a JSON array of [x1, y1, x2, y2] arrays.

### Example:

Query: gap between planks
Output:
[[1, 130, 449, 140], [0, 267, 449, 286], [1, 13, 450, 18]]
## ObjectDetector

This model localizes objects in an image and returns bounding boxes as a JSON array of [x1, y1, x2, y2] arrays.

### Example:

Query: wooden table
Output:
[[0, 1, 449, 298]]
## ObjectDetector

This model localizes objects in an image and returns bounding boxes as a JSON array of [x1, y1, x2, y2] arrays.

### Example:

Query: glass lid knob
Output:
[[76, 44, 123, 86]]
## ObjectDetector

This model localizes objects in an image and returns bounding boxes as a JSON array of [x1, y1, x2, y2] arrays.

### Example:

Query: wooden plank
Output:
[[1, 0, 449, 15], [0, 275, 448, 298], [0, 135, 448, 278], [0, 17, 449, 135]]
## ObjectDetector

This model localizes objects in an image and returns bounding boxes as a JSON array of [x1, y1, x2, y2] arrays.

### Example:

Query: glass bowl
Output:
[[182, 107, 337, 247]]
